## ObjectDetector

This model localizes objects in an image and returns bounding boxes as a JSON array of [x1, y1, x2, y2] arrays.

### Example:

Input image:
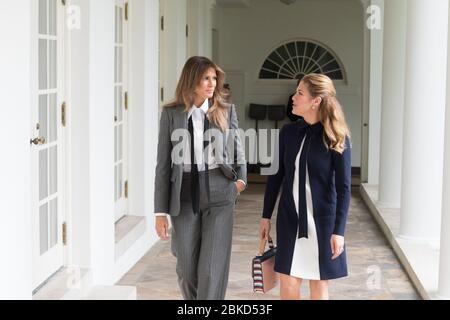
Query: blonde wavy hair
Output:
[[301, 73, 351, 154], [165, 56, 230, 132]]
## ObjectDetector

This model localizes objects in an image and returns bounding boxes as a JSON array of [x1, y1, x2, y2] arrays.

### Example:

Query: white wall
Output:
[[216, 0, 364, 167], [0, 0, 33, 300]]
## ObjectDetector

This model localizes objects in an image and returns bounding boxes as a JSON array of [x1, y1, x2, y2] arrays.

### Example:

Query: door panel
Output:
[[32, 0, 66, 290]]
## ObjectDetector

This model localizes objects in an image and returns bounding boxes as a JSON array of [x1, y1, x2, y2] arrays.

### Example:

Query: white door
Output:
[[114, 0, 129, 222], [31, 0, 66, 290], [159, 0, 165, 112]]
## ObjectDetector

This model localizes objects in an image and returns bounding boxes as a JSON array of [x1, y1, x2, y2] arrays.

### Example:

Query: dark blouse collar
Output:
[[295, 117, 323, 135]]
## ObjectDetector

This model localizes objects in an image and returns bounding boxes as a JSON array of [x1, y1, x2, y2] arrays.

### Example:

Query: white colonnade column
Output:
[[378, 0, 407, 207], [400, 0, 449, 242]]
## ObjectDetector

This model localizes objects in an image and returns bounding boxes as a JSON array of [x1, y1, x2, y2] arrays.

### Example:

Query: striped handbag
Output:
[[252, 237, 278, 293]]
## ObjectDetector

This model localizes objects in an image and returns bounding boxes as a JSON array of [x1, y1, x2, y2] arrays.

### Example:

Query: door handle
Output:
[[30, 137, 46, 145]]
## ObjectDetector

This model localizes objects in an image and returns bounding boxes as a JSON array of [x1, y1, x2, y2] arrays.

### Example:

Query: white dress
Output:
[[290, 136, 321, 280]]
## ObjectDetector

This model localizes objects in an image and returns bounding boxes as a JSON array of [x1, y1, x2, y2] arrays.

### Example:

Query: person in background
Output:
[[223, 83, 232, 103]]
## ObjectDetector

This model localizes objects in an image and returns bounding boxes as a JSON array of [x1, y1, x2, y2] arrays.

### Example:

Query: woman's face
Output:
[[292, 81, 319, 117], [194, 67, 217, 104]]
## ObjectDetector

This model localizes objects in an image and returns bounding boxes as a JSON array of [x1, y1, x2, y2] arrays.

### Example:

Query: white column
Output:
[[438, 2, 450, 300], [367, 0, 384, 185], [0, 0, 32, 300], [378, 0, 407, 207], [70, 0, 92, 270], [360, 0, 371, 183], [400, 0, 449, 241], [89, 0, 115, 284]]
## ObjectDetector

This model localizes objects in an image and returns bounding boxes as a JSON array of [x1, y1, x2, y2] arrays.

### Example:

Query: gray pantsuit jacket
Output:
[[154, 103, 247, 216]]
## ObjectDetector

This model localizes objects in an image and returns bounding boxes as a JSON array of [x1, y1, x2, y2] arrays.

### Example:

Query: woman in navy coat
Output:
[[259, 74, 351, 300]]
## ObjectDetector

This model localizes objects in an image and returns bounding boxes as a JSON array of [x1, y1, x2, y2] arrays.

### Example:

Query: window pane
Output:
[[114, 47, 118, 83], [305, 42, 315, 58], [39, 0, 47, 35], [277, 46, 289, 61], [114, 165, 119, 201], [268, 52, 282, 67], [258, 41, 344, 81], [259, 70, 277, 79], [118, 163, 123, 199], [39, 94, 48, 143], [39, 150, 48, 201], [286, 42, 297, 58], [118, 125, 123, 162], [118, 47, 123, 82], [49, 198, 58, 248], [39, 40, 48, 90], [49, 40, 57, 89], [262, 60, 278, 73], [296, 41, 306, 57], [40, 203, 49, 255], [117, 86, 123, 122], [49, 93, 57, 142], [114, 126, 118, 163], [49, 0, 57, 36], [118, 8, 123, 43], [49, 146, 57, 196]]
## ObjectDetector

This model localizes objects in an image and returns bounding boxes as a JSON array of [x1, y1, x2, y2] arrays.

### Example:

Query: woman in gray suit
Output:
[[154, 56, 247, 300]]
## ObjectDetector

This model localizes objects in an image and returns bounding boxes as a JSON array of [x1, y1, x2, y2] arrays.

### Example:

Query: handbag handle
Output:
[[259, 236, 274, 256]]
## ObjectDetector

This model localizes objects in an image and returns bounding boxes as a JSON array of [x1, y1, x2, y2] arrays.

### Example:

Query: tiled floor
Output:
[[117, 184, 420, 300]]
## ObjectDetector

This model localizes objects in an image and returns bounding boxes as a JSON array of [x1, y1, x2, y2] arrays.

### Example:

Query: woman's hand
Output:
[[235, 181, 246, 194], [259, 218, 271, 240], [330, 234, 345, 260], [155, 216, 170, 241]]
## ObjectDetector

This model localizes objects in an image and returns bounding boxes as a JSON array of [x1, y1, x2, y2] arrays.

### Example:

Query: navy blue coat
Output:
[[262, 119, 351, 280]]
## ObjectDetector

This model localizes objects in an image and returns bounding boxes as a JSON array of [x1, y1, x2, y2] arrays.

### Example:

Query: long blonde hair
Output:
[[302, 73, 351, 154], [165, 56, 230, 132]]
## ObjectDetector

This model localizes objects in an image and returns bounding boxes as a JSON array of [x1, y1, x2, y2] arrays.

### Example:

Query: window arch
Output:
[[258, 40, 346, 81]]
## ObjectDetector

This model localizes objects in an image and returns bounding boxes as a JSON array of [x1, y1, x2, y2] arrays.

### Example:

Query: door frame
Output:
[[114, 0, 129, 222]]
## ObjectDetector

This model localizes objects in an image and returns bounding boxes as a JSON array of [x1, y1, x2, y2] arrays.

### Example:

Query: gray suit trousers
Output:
[[170, 168, 238, 300]]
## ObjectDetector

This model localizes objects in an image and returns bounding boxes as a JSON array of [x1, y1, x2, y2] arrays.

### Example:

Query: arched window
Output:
[[259, 40, 346, 81]]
